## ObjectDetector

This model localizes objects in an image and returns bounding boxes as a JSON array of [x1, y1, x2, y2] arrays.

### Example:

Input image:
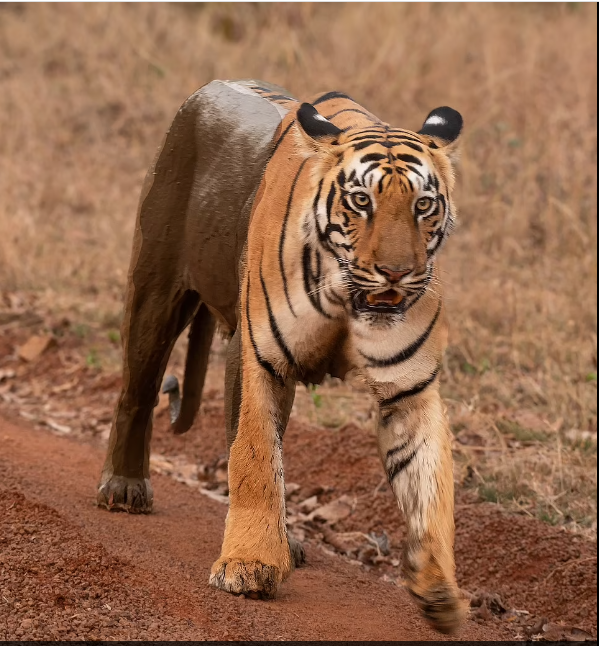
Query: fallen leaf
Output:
[[50, 378, 79, 394], [17, 335, 56, 362], [369, 531, 390, 556], [198, 487, 229, 505], [298, 495, 320, 512], [470, 590, 507, 615], [177, 463, 199, 482], [19, 410, 38, 421], [214, 460, 228, 483], [44, 420, 72, 434], [0, 369, 16, 382], [320, 525, 355, 555], [288, 526, 306, 542], [149, 455, 175, 474], [534, 621, 596, 642], [285, 482, 301, 499], [309, 495, 354, 523]]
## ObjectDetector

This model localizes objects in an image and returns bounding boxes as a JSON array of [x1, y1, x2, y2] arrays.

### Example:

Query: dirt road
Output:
[[0, 414, 516, 641]]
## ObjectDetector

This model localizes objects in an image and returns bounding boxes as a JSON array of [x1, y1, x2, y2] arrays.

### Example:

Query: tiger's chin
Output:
[[352, 288, 408, 316]]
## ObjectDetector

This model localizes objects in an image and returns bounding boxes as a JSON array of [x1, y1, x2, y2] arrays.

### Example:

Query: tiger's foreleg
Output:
[[209, 341, 294, 599], [376, 386, 467, 634]]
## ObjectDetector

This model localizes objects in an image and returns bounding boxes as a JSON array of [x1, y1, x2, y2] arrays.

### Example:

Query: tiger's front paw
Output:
[[410, 584, 468, 635], [209, 558, 283, 599]]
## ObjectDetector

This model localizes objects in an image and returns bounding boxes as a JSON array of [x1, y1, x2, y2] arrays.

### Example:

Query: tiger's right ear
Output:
[[296, 102, 342, 145], [417, 106, 463, 163]]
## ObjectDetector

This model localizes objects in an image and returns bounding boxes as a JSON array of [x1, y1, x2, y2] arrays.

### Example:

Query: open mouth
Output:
[[352, 289, 406, 314]]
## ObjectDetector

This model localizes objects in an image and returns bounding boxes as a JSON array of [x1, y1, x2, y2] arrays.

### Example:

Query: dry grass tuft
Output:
[[0, 3, 596, 533]]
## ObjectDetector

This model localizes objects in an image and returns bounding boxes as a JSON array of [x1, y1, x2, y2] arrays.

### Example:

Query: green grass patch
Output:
[[73, 323, 90, 339], [308, 384, 323, 409], [496, 418, 550, 443], [86, 348, 101, 369]]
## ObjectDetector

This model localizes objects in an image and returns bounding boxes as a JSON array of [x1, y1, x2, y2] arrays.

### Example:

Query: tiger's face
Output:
[[298, 102, 462, 319]]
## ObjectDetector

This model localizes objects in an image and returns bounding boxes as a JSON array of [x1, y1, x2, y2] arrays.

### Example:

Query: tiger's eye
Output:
[[416, 197, 433, 212], [352, 192, 371, 208]]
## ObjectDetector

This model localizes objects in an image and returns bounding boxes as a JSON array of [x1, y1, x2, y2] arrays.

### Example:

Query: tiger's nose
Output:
[[375, 265, 413, 283]]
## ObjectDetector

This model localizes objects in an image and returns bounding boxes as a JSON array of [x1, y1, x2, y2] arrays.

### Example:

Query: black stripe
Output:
[[271, 120, 296, 157], [326, 182, 336, 221], [313, 91, 353, 106], [395, 153, 423, 166], [347, 134, 384, 143], [406, 164, 424, 179], [313, 179, 330, 247], [387, 131, 423, 142], [361, 300, 442, 367], [360, 152, 387, 163], [350, 140, 386, 151], [279, 157, 310, 318], [347, 127, 386, 138], [251, 85, 296, 100], [354, 139, 407, 151], [387, 444, 421, 483], [325, 108, 374, 121], [259, 262, 297, 368], [324, 222, 345, 237], [325, 288, 345, 307], [264, 93, 295, 102], [245, 275, 284, 385], [380, 364, 441, 408], [423, 174, 435, 192], [302, 245, 333, 319], [362, 161, 381, 177], [386, 440, 411, 463], [399, 141, 424, 153], [313, 178, 324, 214]]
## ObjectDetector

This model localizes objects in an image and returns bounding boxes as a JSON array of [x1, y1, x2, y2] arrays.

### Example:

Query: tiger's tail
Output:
[[162, 302, 216, 435]]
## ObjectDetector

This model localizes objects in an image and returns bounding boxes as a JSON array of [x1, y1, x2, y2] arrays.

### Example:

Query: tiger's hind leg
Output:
[[375, 386, 467, 635], [163, 302, 216, 435], [97, 287, 200, 513]]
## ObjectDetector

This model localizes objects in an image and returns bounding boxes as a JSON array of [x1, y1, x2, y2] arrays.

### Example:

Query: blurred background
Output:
[[0, 3, 596, 533]]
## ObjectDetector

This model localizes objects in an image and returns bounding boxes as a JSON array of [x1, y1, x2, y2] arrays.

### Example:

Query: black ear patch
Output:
[[297, 102, 343, 141], [418, 106, 463, 143]]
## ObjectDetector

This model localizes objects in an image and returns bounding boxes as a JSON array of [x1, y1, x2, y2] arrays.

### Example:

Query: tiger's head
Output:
[[297, 102, 462, 318]]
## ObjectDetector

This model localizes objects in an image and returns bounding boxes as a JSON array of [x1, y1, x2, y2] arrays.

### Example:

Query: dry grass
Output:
[[0, 3, 596, 533]]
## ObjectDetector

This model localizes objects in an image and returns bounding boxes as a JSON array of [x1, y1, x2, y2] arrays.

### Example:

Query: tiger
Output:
[[96, 80, 467, 635]]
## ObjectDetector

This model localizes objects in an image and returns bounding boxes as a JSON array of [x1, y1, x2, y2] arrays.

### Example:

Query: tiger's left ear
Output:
[[297, 102, 343, 146], [418, 106, 463, 162]]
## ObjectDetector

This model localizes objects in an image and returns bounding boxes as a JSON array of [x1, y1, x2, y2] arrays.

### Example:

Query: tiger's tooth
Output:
[[391, 292, 403, 305], [366, 293, 377, 305]]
